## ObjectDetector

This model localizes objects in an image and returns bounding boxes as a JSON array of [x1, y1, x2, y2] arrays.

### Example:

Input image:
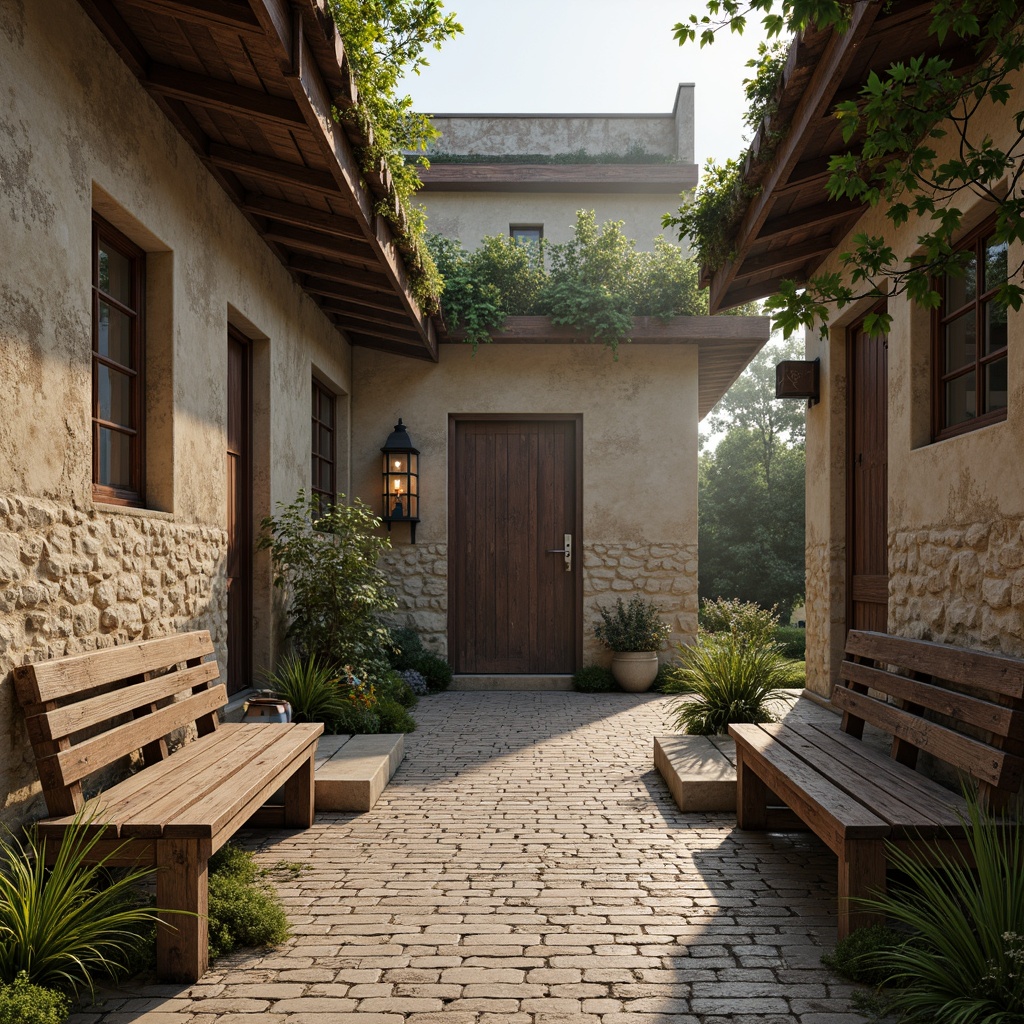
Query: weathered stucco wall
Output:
[[801, 85, 1024, 696], [0, 0, 351, 825], [350, 343, 700, 668], [427, 85, 695, 162], [421, 192, 691, 252]]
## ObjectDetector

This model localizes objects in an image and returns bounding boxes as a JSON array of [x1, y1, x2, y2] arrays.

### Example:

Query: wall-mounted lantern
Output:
[[381, 418, 420, 543], [776, 358, 820, 407]]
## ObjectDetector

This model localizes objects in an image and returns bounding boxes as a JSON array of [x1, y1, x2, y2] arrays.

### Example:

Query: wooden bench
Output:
[[13, 631, 323, 983], [730, 629, 1024, 939]]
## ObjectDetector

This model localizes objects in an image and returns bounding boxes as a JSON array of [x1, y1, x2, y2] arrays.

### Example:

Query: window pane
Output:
[[97, 364, 132, 426], [319, 425, 331, 459], [389, 454, 408, 474], [98, 427, 132, 489], [98, 301, 133, 365], [945, 253, 977, 310], [320, 390, 333, 425], [984, 297, 1008, 355], [320, 461, 333, 493], [98, 244, 132, 306], [511, 226, 542, 245], [984, 236, 1008, 291], [945, 371, 976, 427], [945, 312, 976, 371], [985, 357, 1008, 413]]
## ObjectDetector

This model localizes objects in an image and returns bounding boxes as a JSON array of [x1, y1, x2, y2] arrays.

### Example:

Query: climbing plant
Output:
[[667, 0, 1024, 339]]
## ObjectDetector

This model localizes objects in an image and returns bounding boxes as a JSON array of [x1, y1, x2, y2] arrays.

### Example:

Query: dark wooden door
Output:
[[450, 418, 579, 674], [226, 328, 252, 695], [848, 309, 889, 633]]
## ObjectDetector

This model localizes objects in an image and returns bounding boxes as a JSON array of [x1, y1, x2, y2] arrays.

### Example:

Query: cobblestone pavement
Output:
[[73, 692, 871, 1023]]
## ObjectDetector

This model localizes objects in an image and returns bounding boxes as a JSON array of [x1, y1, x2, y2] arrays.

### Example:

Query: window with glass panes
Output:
[[311, 377, 336, 509], [934, 217, 1009, 439], [92, 215, 145, 504]]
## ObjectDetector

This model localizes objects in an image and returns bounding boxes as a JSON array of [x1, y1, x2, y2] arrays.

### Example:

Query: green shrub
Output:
[[572, 666, 617, 693], [387, 626, 425, 670], [0, 809, 161, 994], [375, 696, 417, 733], [653, 661, 690, 693], [206, 845, 289, 961], [414, 652, 452, 693], [821, 924, 904, 987], [669, 631, 792, 735], [698, 597, 779, 645], [0, 974, 68, 1024], [774, 625, 806, 660], [266, 653, 349, 729], [258, 491, 396, 678], [854, 793, 1024, 1023], [375, 670, 418, 709], [594, 597, 671, 652]]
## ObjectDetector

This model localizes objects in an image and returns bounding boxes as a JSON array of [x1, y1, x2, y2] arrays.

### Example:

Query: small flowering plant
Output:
[[593, 597, 671, 652]]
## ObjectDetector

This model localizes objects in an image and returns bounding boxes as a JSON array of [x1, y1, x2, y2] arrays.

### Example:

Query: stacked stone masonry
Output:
[[0, 494, 227, 825], [891, 519, 1024, 656], [383, 540, 699, 663]]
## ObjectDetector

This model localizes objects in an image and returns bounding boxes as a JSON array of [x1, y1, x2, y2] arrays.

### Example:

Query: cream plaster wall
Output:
[[0, 0, 351, 825], [422, 192, 692, 253], [427, 85, 695, 162], [801, 83, 1024, 697], [350, 343, 700, 668]]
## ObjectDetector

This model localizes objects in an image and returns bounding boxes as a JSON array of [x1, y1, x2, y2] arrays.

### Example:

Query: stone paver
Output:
[[74, 693, 873, 1022]]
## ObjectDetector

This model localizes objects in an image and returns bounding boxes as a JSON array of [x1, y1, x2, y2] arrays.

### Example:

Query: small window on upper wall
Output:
[[92, 213, 145, 505], [511, 224, 543, 246], [311, 377, 336, 510], [934, 216, 1009, 439]]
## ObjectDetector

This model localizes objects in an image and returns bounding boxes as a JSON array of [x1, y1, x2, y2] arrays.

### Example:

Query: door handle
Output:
[[546, 534, 572, 572]]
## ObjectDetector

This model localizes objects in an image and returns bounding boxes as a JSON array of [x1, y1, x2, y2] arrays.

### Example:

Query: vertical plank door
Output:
[[451, 419, 578, 674], [848, 310, 889, 633], [226, 328, 252, 695]]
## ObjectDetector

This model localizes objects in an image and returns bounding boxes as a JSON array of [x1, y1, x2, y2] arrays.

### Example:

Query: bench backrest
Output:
[[837, 630, 1024, 808], [13, 631, 224, 817]]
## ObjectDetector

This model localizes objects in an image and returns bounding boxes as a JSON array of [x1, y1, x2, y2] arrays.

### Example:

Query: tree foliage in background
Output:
[[428, 210, 723, 353], [669, 0, 1024, 339], [699, 339, 805, 614]]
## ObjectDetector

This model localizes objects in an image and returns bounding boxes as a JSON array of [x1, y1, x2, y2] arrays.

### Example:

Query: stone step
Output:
[[451, 675, 573, 691], [314, 733, 405, 812], [654, 734, 737, 812]]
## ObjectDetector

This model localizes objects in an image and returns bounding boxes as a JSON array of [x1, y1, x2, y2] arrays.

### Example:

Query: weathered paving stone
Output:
[[70, 693, 878, 1024]]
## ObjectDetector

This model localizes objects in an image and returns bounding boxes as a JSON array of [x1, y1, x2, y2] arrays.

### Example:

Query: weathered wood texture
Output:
[[730, 630, 1024, 939], [14, 631, 322, 983], [76, 0, 440, 355]]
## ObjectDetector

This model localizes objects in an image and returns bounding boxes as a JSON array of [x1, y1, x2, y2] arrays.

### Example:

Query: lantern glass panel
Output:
[[390, 454, 409, 474]]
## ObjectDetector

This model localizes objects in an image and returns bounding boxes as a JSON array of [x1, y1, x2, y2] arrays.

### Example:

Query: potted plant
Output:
[[594, 596, 672, 692]]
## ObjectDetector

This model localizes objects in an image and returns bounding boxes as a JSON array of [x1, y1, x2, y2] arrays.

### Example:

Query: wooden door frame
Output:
[[845, 301, 887, 636], [447, 413, 584, 672], [227, 326, 253, 694]]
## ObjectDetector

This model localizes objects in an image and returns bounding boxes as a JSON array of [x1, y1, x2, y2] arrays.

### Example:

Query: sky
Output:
[[398, 0, 771, 168]]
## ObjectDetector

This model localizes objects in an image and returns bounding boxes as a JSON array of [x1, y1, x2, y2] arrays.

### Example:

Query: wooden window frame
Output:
[[510, 224, 544, 245], [92, 213, 145, 506], [932, 214, 1008, 441], [311, 376, 336, 509]]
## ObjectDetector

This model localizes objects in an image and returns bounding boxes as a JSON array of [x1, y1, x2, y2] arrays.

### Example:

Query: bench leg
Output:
[[837, 839, 886, 941], [283, 750, 316, 828], [735, 749, 768, 829], [156, 838, 211, 983]]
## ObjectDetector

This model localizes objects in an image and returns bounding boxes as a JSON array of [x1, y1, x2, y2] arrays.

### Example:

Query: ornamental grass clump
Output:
[[851, 793, 1024, 1024], [669, 630, 793, 735]]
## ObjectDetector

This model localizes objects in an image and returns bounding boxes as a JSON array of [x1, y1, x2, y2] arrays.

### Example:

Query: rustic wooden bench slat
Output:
[[832, 686, 1020, 789], [758, 722, 954, 835], [14, 630, 322, 983], [840, 659, 1024, 739], [23, 661, 222, 741], [730, 629, 1024, 939]]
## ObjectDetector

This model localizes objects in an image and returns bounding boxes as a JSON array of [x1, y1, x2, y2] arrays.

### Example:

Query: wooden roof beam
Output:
[[287, 254, 395, 292], [116, 0, 261, 33], [320, 304, 424, 334], [264, 225, 380, 266], [707, 1, 883, 312], [207, 144, 343, 196], [303, 278, 407, 311], [737, 236, 838, 277], [756, 199, 862, 242], [241, 194, 365, 242], [146, 64, 305, 127]]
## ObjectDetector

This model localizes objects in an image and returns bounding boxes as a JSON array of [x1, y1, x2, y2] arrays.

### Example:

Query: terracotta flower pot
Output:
[[611, 651, 659, 692]]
